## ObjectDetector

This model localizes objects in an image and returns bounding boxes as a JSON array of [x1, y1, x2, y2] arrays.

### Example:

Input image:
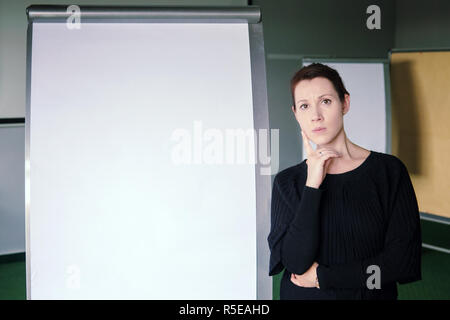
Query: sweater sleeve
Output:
[[267, 174, 323, 276], [316, 162, 422, 289]]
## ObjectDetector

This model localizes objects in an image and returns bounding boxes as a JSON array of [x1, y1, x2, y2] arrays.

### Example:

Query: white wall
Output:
[[0, 125, 25, 255]]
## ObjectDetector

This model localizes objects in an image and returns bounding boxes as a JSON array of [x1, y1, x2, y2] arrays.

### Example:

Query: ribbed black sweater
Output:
[[267, 150, 422, 300]]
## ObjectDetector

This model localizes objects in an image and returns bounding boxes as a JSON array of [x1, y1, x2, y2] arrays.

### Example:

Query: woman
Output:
[[267, 63, 422, 300]]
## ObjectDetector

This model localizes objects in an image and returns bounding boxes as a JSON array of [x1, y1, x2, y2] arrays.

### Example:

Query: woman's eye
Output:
[[322, 99, 331, 104], [299, 104, 308, 110]]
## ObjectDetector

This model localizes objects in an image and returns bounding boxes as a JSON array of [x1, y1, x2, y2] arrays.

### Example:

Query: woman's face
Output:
[[291, 77, 349, 146]]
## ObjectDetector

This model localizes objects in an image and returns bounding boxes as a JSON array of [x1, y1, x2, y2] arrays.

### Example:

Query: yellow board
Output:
[[390, 51, 450, 219]]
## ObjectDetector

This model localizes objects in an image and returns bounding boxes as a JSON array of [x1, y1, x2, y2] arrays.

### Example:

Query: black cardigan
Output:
[[267, 150, 422, 300]]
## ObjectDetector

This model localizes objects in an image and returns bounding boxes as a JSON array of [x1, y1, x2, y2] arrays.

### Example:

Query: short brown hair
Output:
[[290, 63, 349, 107]]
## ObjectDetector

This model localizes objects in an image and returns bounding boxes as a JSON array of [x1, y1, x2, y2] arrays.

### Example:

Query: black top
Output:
[[267, 150, 422, 300]]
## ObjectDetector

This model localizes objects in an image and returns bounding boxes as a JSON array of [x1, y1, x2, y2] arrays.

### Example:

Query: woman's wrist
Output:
[[305, 181, 320, 189], [315, 264, 320, 288]]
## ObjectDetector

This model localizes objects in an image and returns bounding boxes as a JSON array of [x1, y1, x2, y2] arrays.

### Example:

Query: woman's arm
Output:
[[268, 174, 323, 276], [316, 163, 422, 289]]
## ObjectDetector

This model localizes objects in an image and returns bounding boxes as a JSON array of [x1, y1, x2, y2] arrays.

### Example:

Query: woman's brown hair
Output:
[[290, 63, 349, 107]]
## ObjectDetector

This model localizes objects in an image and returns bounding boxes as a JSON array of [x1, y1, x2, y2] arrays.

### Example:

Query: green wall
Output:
[[395, 0, 450, 49]]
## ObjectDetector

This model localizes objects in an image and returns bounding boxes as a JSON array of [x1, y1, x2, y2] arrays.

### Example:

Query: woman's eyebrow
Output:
[[296, 93, 334, 104]]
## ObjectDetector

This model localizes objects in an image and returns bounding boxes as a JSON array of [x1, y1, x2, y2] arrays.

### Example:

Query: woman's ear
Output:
[[342, 94, 350, 115], [291, 105, 296, 113]]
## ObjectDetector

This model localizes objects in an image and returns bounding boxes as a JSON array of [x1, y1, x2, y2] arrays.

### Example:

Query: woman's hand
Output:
[[290, 261, 319, 288], [301, 130, 341, 189]]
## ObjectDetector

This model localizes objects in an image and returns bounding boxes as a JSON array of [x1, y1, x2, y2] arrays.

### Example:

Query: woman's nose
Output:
[[311, 105, 323, 121]]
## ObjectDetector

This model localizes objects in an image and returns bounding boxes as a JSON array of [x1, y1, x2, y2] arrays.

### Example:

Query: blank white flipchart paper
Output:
[[28, 22, 256, 299]]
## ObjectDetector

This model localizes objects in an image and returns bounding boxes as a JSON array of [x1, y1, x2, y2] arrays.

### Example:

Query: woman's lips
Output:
[[312, 127, 326, 133]]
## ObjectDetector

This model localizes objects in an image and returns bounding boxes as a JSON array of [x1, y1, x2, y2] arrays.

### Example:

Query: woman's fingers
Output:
[[291, 274, 300, 286], [304, 144, 341, 188], [291, 273, 308, 287], [319, 153, 341, 163], [315, 149, 341, 158], [301, 130, 314, 156]]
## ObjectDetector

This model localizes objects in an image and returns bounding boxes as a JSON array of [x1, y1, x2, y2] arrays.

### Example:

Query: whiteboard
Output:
[[27, 20, 265, 299], [0, 124, 25, 255], [301, 61, 387, 159]]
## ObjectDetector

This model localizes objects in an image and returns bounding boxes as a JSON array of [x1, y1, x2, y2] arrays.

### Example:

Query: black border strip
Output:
[[0, 118, 25, 124]]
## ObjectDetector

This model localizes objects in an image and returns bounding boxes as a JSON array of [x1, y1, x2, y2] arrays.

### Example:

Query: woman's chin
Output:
[[311, 136, 330, 147]]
